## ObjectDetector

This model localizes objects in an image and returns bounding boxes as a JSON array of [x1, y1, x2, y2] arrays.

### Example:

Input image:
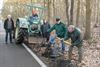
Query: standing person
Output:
[[64, 25, 83, 63], [48, 17, 67, 51], [4, 15, 14, 44], [41, 19, 51, 42]]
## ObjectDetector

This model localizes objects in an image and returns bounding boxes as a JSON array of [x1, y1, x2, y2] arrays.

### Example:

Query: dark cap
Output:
[[55, 16, 60, 21]]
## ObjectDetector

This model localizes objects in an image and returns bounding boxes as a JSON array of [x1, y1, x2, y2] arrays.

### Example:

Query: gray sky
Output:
[[0, 0, 3, 9]]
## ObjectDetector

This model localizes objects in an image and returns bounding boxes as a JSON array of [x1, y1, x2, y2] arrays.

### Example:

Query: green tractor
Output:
[[15, 4, 46, 44]]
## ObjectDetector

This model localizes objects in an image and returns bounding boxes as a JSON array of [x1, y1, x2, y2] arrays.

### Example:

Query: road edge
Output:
[[22, 43, 47, 67]]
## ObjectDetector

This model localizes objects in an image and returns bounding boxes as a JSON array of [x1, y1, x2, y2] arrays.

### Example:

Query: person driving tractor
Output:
[[28, 9, 38, 24], [32, 9, 38, 18]]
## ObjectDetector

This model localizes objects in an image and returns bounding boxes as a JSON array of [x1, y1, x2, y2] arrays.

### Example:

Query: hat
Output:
[[55, 16, 60, 20], [54, 16, 60, 22]]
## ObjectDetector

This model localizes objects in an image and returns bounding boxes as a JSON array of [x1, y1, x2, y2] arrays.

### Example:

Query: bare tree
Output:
[[47, 0, 51, 21], [70, 0, 74, 25], [76, 0, 80, 27], [84, 0, 91, 40], [65, 0, 70, 25], [96, 0, 100, 26]]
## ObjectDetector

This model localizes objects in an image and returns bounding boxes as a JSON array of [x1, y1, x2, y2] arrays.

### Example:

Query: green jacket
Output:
[[64, 28, 83, 47], [48, 22, 66, 38]]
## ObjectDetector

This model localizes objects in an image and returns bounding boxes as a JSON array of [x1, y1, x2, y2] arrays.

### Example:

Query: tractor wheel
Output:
[[15, 29, 24, 44]]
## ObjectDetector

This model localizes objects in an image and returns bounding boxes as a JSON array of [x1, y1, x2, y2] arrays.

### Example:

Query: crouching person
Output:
[[49, 30, 56, 46], [48, 30, 63, 58], [50, 37, 63, 57], [42, 30, 56, 57], [64, 25, 83, 63]]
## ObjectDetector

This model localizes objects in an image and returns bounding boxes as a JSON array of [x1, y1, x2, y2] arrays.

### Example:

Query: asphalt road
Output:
[[0, 21, 41, 67]]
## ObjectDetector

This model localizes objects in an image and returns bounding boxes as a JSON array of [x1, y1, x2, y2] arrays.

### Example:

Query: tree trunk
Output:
[[76, 0, 80, 27], [84, 0, 91, 40], [43, 0, 46, 19], [96, 0, 99, 26], [65, 0, 70, 25], [47, 0, 51, 21], [70, 0, 74, 25], [53, 0, 56, 17]]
